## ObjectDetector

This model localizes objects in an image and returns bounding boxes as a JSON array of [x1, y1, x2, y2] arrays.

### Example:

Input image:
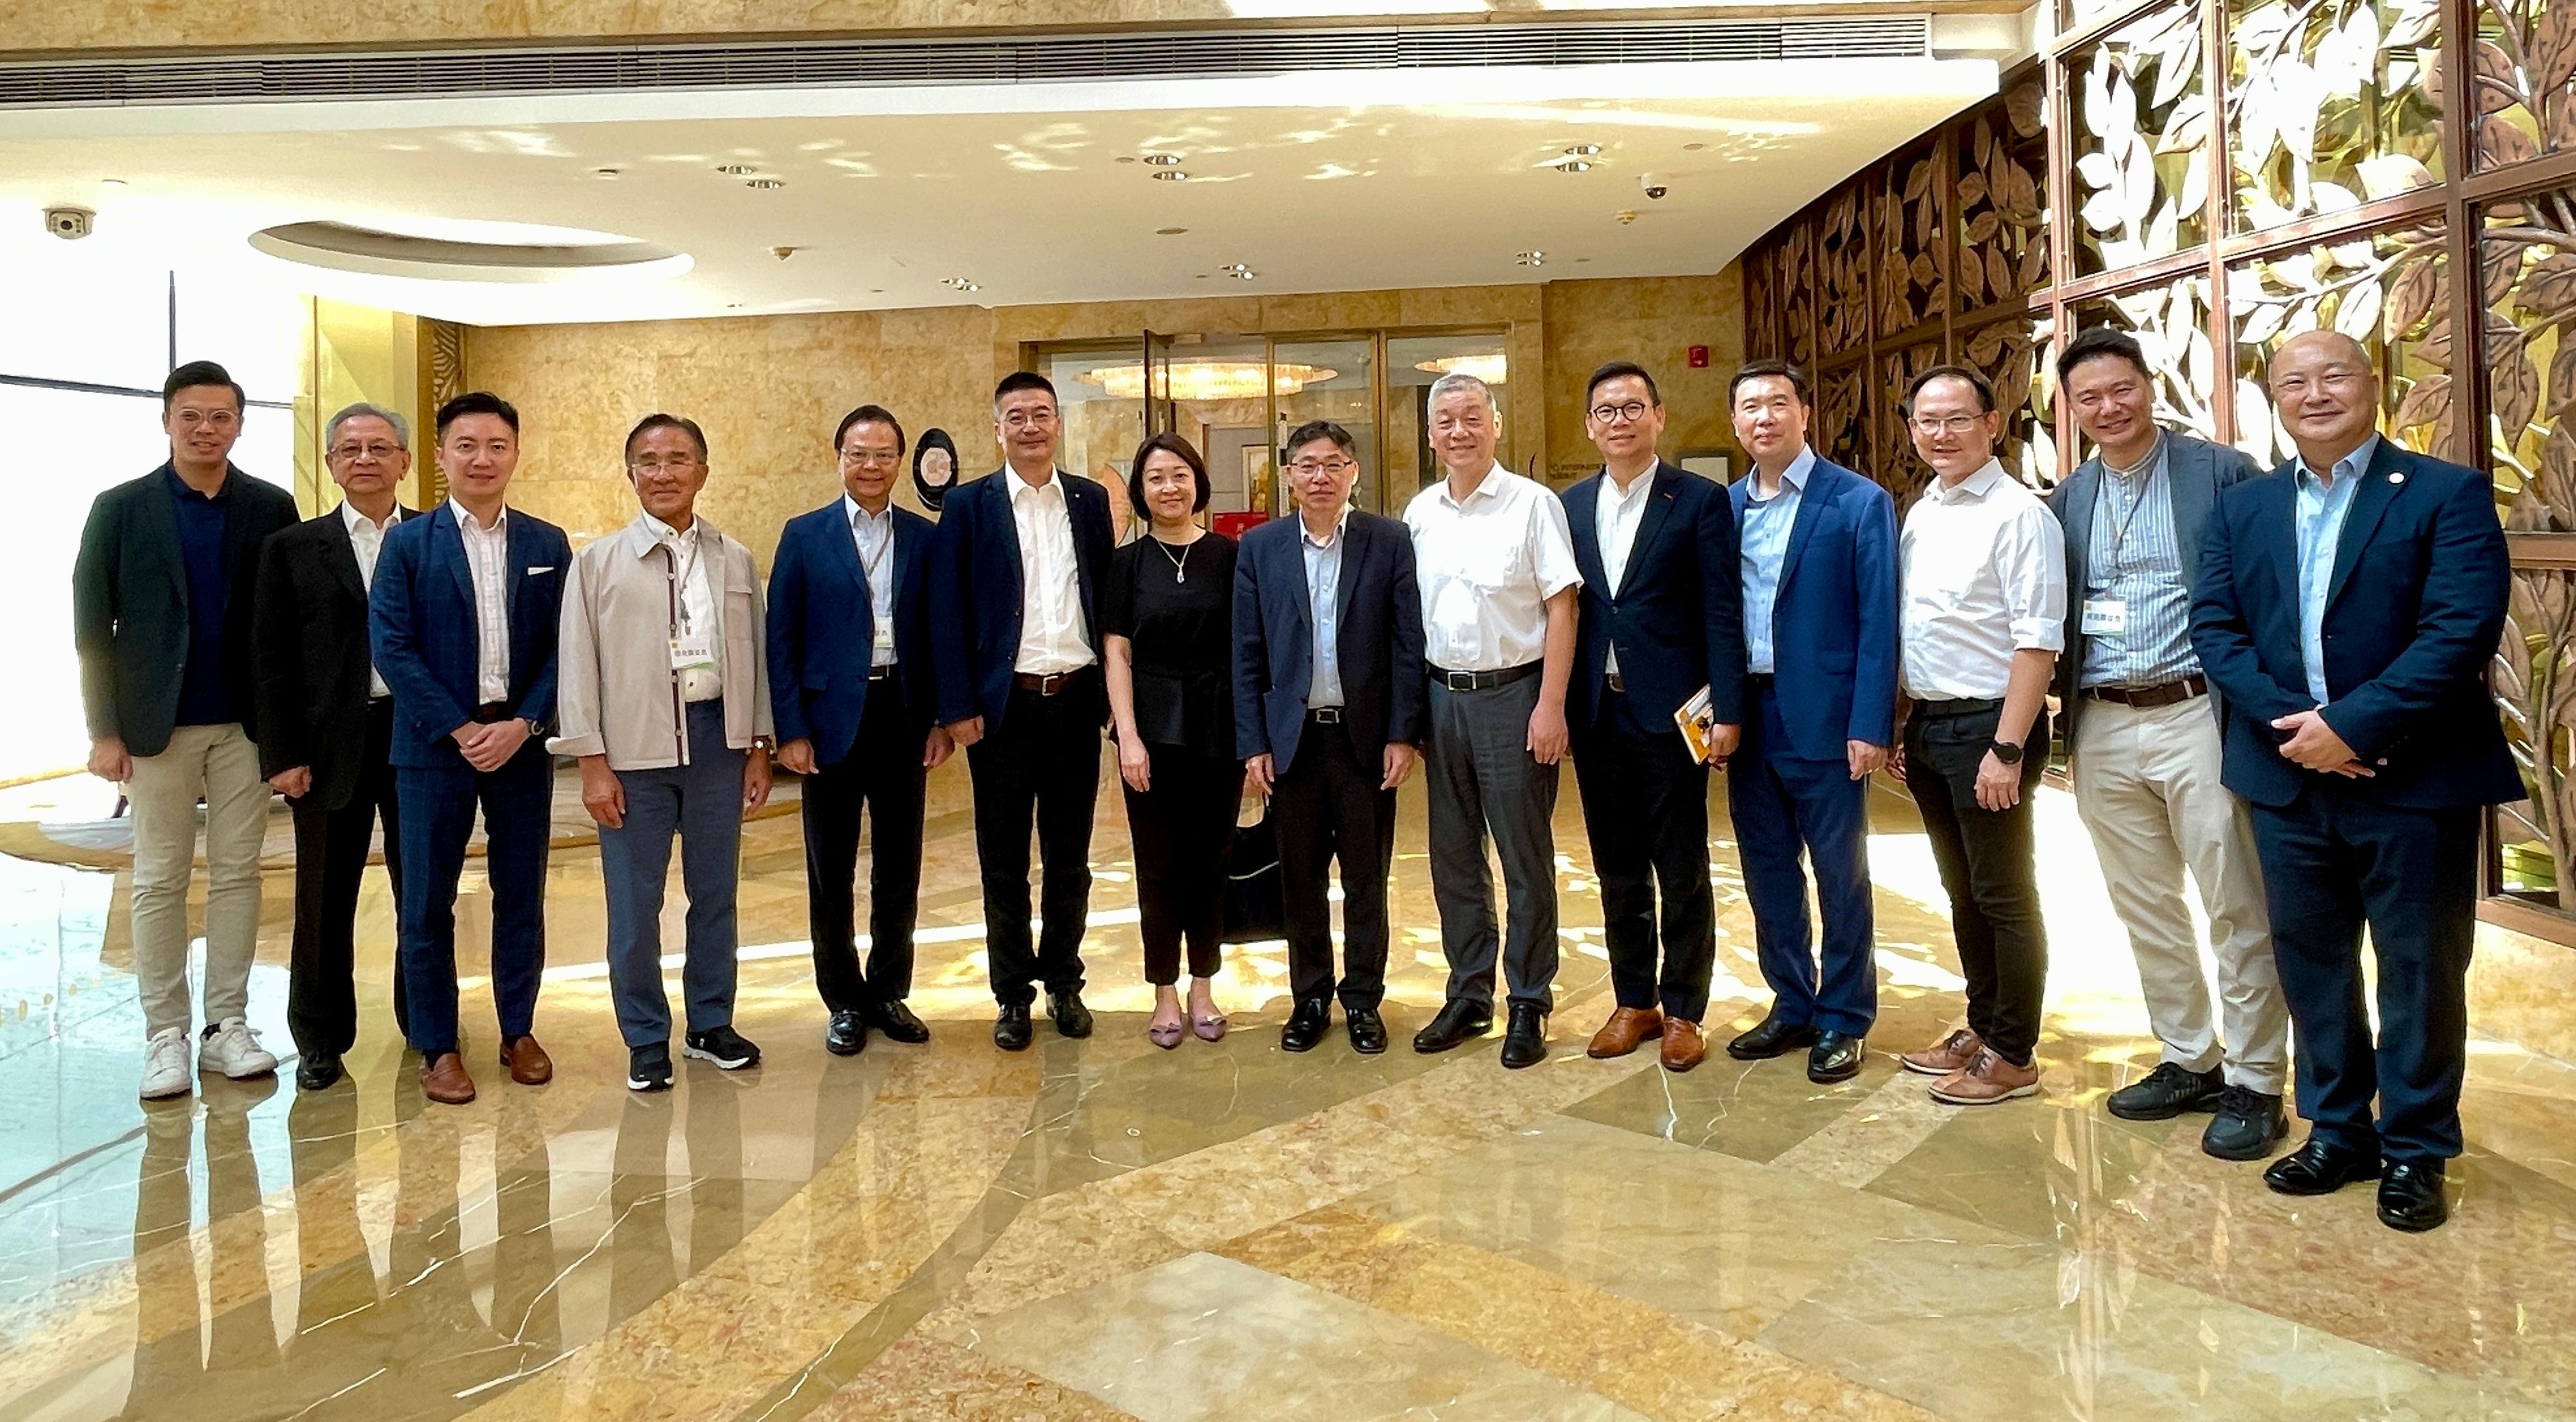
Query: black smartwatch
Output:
[[1988, 740, 2024, 766]]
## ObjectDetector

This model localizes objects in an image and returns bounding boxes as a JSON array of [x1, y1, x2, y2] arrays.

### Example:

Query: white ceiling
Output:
[[0, 59, 1997, 325]]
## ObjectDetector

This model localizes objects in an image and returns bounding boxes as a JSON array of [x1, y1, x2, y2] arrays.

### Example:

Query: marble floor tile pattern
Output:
[[2, 755, 2574, 1421]]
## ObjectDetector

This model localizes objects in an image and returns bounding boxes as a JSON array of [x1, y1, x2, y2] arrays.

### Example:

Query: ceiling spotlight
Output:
[[1516, 250, 1546, 267], [945, 276, 981, 293], [1563, 144, 1602, 156], [714, 164, 756, 175], [745, 177, 785, 190], [1142, 152, 1184, 166], [593, 167, 622, 179], [772, 245, 800, 260], [1219, 263, 1256, 280], [1152, 170, 1189, 181], [1683, 142, 1707, 152], [1548, 158, 1595, 173], [1157, 227, 1189, 235]]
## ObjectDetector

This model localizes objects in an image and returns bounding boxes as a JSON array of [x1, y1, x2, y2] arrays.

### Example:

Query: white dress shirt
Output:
[[342, 500, 400, 699], [845, 493, 899, 668], [1404, 464, 1584, 672], [453, 500, 513, 705], [1009, 471, 1093, 675], [1594, 463, 1658, 675], [1898, 459, 2067, 701], [644, 513, 724, 702]]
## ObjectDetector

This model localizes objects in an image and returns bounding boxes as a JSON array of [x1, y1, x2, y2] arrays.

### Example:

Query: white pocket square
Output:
[[528, 565, 556, 575]]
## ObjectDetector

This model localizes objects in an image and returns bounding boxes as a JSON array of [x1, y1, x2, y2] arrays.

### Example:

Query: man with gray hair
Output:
[[253, 401, 420, 1090], [1404, 372, 1582, 1068]]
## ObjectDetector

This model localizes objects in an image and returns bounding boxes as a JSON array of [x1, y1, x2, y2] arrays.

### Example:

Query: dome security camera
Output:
[[45, 206, 94, 239], [1639, 173, 1670, 201]]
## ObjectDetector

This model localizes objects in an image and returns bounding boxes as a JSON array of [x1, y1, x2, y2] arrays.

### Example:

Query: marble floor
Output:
[[3, 754, 2575, 1421]]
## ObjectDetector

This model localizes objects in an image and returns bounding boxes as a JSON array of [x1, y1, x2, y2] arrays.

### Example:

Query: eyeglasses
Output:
[[1588, 401, 1651, 425], [328, 441, 403, 461], [839, 448, 901, 468], [1909, 414, 1987, 437], [628, 455, 701, 473], [1286, 457, 1353, 476], [171, 409, 239, 429]]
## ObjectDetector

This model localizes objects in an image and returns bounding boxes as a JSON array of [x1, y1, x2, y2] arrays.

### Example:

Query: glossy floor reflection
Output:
[[3, 755, 2575, 1421]]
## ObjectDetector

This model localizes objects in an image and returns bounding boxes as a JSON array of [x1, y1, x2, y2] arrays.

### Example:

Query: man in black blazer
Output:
[[1234, 420, 1425, 1054], [931, 371, 1116, 1051], [2191, 330, 2519, 1232], [74, 360, 300, 1101], [1562, 362, 1746, 1074], [770, 404, 953, 1056], [253, 402, 421, 1090]]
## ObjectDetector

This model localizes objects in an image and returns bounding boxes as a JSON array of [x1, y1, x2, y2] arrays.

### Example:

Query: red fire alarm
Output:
[[1687, 345, 1709, 368]]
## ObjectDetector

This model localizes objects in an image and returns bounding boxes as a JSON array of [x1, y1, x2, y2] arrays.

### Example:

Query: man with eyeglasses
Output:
[[77, 360, 300, 1101], [553, 413, 772, 1092], [252, 402, 422, 1091], [2192, 330, 2515, 1232], [1235, 420, 1425, 1054], [2046, 326, 2287, 1161], [1404, 371, 1584, 1069], [770, 405, 951, 1057], [1890, 365, 2065, 1107], [1561, 362, 1744, 1073], [932, 371, 1116, 1051]]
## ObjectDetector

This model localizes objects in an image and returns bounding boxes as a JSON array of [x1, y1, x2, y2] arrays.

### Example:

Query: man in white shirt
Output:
[[553, 414, 774, 1093], [1403, 372, 1584, 1069], [1891, 364, 2066, 1106], [253, 403, 422, 1091], [930, 373, 1118, 1051]]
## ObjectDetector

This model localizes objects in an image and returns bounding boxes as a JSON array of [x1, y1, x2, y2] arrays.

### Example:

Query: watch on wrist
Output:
[[1988, 739, 2024, 766]]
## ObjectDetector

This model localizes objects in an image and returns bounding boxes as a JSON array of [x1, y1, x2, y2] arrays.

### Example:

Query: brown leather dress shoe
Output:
[[1900, 1026, 1985, 1077], [1928, 1048, 2041, 1105], [1658, 1019, 1707, 1073], [420, 1051, 477, 1105], [502, 1035, 553, 1086], [1585, 1006, 1664, 1059]]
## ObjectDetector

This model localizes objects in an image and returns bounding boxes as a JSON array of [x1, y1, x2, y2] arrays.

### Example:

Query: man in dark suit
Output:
[[1235, 420, 1425, 1055], [75, 360, 300, 1101], [2191, 329, 2518, 1232], [253, 402, 421, 1091], [2049, 327, 2287, 1163], [370, 391, 570, 1105], [1561, 362, 1745, 1074], [931, 371, 1116, 1051], [1721, 360, 1901, 1084], [770, 403, 953, 1056]]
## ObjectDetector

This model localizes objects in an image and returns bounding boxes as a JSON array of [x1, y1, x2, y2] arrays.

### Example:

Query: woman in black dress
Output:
[[1103, 433, 1243, 1047]]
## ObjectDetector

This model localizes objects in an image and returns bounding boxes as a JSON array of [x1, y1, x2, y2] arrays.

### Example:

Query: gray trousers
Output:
[[1425, 673, 1560, 1011], [598, 699, 745, 1049]]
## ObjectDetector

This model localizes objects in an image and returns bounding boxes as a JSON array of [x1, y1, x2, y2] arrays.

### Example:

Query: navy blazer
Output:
[[1231, 510, 1426, 775], [1565, 461, 1747, 732], [1728, 456, 1902, 760], [930, 469, 1116, 733], [369, 503, 571, 770], [2190, 440, 2517, 810], [767, 499, 937, 766]]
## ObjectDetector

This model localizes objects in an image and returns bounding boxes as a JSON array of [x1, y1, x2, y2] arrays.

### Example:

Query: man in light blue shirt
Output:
[[2293, 433, 2377, 706], [1739, 446, 1812, 675], [1303, 513, 1345, 710]]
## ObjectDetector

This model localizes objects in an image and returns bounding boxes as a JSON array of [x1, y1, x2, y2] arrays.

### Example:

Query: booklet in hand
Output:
[[1673, 685, 1722, 765]]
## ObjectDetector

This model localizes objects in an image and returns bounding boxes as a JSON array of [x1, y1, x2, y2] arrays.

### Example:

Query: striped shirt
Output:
[[2077, 437, 2199, 689], [453, 501, 512, 705]]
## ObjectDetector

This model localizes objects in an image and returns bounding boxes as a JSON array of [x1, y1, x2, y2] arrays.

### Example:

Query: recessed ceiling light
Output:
[[1142, 152, 1184, 166], [1516, 250, 1546, 267], [745, 177, 785, 190], [100, 177, 128, 186], [714, 164, 755, 175], [945, 276, 981, 293], [1549, 158, 1595, 173], [593, 167, 622, 179], [1152, 170, 1189, 181], [1682, 142, 1707, 151], [1564, 144, 1602, 156], [1116, 156, 1136, 164], [1220, 263, 1256, 280], [1157, 227, 1189, 235]]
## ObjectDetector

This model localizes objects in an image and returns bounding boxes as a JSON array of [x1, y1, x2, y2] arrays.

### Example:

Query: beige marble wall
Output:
[[1541, 271, 1746, 484]]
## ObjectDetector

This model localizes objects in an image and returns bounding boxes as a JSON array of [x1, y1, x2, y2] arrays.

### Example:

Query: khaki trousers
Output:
[[126, 723, 267, 1039], [2072, 696, 2288, 1092]]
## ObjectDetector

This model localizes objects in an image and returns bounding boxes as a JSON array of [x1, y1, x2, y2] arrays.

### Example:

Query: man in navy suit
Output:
[[1720, 360, 1901, 1084], [1235, 420, 1425, 1055], [770, 404, 953, 1057], [2192, 330, 2517, 1232], [932, 371, 1117, 1051], [1563, 362, 1745, 1074], [370, 391, 570, 1105]]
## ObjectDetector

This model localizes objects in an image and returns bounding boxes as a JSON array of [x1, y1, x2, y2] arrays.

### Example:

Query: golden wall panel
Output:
[[1539, 272, 1746, 484]]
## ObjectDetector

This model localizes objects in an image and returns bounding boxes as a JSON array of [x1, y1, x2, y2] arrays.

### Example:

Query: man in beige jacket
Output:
[[553, 413, 774, 1092]]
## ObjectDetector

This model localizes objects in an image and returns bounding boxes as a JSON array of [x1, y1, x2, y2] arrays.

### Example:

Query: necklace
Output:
[[1156, 535, 1193, 584]]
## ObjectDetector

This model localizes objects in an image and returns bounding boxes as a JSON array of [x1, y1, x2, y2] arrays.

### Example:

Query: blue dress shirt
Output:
[[1739, 446, 1814, 676], [1301, 510, 1348, 708], [2293, 433, 2379, 706]]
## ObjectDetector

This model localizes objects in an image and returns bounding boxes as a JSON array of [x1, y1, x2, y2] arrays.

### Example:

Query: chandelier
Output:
[[1413, 353, 1508, 385], [1080, 360, 1337, 400]]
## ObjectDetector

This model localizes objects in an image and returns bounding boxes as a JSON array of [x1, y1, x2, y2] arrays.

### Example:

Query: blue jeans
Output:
[[597, 699, 746, 1048]]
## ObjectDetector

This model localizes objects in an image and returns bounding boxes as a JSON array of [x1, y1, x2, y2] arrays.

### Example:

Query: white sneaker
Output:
[[140, 1028, 193, 1099], [198, 1017, 278, 1081]]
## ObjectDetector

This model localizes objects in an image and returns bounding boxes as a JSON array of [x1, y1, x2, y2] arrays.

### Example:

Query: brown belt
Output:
[[1013, 667, 1095, 696], [2083, 675, 2207, 709]]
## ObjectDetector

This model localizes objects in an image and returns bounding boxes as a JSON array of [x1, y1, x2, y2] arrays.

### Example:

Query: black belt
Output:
[[2083, 675, 2207, 708], [471, 702, 515, 723], [1912, 697, 2003, 719], [1430, 660, 1541, 692], [1746, 673, 1776, 693], [1308, 706, 1344, 724], [1013, 667, 1095, 695], [868, 665, 897, 682]]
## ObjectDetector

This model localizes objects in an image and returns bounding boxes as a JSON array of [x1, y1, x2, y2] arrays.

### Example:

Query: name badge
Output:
[[2081, 598, 2128, 637], [670, 631, 717, 671], [874, 622, 896, 654]]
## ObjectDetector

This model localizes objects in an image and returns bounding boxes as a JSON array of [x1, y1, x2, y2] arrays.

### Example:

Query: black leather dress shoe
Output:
[[295, 1051, 343, 1091], [1346, 1006, 1389, 1055], [993, 1004, 1034, 1052], [2263, 1136, 2381, 1196], [870, 998, 931, 1044], [2106, 1061, 2224, 1121], [825, 1009, 868, 1057], [1806, 1032, 1864, 1084], [1727, 1011, 1819, 1061], [1281, 998, 1331, 1053], [2377, 1161, 2449, 1232], [1412, 998, 1494, 1054], [1499, 1002, 1548, 1070], [2201, 1085, 2289, 1161], [1047, 989, 1094, 1039]]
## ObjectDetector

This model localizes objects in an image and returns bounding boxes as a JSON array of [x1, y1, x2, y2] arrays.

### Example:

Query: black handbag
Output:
[[1221, 798, 1286, 944]]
